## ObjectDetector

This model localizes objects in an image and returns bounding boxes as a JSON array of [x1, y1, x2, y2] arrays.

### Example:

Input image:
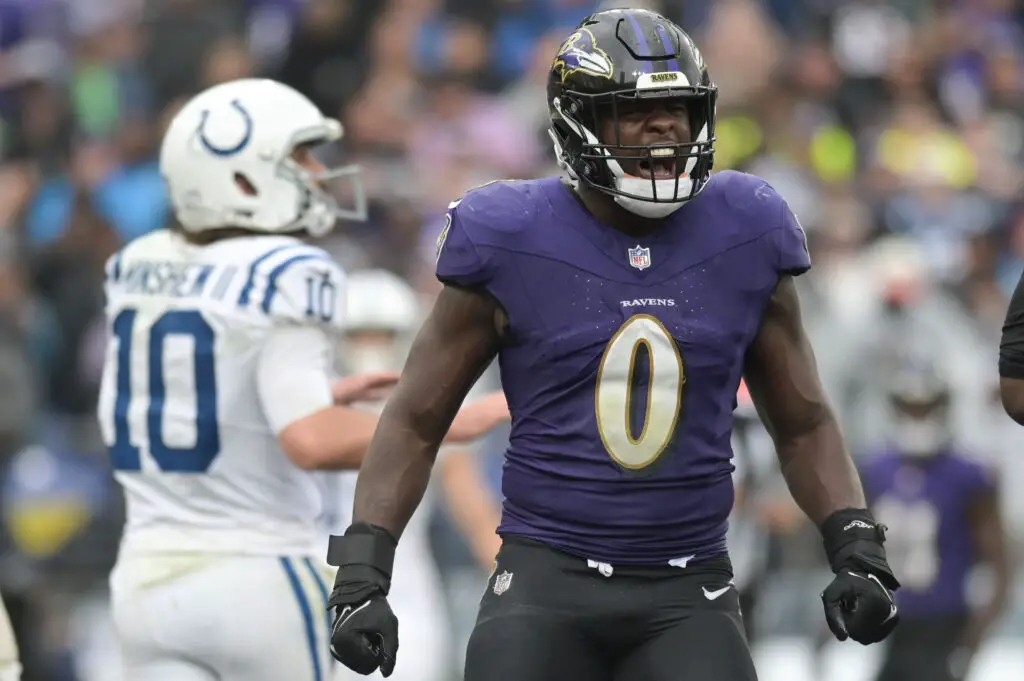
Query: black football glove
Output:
[[819, 509, 901, 645], [326, 523, 400, 677]]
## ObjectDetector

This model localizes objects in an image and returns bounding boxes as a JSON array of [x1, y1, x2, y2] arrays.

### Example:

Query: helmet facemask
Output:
[[550, 83, 716, 219], [275, 124, 368, 238]]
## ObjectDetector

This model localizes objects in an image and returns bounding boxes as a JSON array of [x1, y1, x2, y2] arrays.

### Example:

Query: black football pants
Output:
[[464, 537, 759, 681]]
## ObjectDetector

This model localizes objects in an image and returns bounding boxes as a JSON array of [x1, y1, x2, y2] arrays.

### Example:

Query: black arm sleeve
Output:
[[999, 270, 1024, 378]]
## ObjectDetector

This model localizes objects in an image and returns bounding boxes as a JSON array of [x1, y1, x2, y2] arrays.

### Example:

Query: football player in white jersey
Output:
[[322, 269, 504, 681], [97, 78, 508, 681]]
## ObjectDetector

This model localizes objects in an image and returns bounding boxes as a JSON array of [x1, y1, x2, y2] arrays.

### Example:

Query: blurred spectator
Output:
[[142, 0, 239, 110], [201, 36, 255, 88], [408, 73, 542, 209], [274, 0, 383, 118]]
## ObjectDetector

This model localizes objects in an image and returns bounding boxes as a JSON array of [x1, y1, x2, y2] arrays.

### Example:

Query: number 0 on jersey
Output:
[[595, 315, 685, 470]]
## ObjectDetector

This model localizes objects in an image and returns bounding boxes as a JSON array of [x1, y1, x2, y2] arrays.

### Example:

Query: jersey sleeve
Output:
[[244, 245, 348, 335], [771, 190, 811, 276], [256, 325, 335, 434], [730, 174, 811, 278], [434, 199, 493, 288]]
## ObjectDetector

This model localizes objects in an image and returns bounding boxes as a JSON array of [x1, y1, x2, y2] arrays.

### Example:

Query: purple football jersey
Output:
[[863, 450, 995, 616], [435, 171, 810, 564]]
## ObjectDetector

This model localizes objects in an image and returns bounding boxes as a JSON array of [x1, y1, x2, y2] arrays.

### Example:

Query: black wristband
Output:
[[326, 522, 398, 578], [820, 508, 886, 567]]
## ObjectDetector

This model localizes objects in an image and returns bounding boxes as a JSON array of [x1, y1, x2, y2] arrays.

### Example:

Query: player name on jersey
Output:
[[118, 260, 216, 298]]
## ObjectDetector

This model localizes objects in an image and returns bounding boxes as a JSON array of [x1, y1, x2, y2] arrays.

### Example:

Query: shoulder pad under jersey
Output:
[[717, 170, 811, 276], [235, 240, 347, 332], [435, 179, 550, 287]]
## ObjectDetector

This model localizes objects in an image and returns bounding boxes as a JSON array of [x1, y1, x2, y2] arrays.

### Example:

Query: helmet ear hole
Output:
[[234, 172, 258, 196]]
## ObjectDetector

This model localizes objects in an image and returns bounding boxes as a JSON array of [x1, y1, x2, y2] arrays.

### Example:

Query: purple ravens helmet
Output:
[[547, 8, 717, 218]]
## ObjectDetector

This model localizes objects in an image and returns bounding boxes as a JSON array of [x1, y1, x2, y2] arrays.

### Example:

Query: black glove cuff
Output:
[[820, 508, 886, 566], [326, 522, 398, 578], [820, 508, 901, 591], [327, 564, 389, 608]]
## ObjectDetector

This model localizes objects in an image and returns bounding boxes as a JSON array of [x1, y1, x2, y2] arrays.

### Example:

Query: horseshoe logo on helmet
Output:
[[197, 99, 253, 157]]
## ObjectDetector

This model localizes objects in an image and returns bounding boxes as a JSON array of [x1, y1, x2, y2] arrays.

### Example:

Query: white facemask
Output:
[[893, 418, 948, 458]]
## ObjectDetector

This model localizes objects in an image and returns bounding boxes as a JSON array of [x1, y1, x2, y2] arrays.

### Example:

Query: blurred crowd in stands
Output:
[[0, 0, 1022, 679]]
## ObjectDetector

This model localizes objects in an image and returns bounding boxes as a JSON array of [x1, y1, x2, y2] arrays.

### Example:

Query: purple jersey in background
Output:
[[863, 450, 995, 617]]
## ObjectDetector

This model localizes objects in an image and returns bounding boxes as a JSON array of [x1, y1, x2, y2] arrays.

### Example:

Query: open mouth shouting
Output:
[[635, 147, 682, 180]]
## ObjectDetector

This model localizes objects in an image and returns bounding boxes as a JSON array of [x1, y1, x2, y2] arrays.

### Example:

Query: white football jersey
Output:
[[98, 229, 346, 556]]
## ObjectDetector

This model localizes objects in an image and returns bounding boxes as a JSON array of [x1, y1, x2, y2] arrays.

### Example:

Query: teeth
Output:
[[651, 148, 674, 157]]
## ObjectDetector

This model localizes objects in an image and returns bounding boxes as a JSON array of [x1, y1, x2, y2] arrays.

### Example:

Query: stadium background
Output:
[[0, 0, 1021, 679]]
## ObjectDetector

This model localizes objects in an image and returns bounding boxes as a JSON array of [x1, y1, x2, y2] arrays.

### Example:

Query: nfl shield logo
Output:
[[628, 245, 651, 270], [493, 570, 513, 595]]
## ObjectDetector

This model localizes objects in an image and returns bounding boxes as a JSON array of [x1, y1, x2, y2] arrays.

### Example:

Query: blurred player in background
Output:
[[97, 78, 507, 681], [322, 268, 504, 681], [864, 358, 1011, 681], [326, 9, 899, 681]]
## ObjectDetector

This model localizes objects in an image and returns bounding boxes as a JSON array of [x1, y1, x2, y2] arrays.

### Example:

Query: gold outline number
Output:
[[595, 315, 684, 470]]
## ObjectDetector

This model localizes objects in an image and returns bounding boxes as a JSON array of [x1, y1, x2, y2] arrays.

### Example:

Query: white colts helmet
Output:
[[343, 270, 421, 374], [160, 78, 367, 237]]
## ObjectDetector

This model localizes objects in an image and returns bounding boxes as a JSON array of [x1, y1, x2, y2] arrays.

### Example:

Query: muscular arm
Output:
[[352, 284, 503, 538], [743, 276, 865, 525]]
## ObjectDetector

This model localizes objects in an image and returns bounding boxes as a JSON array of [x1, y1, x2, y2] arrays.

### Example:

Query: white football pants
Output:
[[110, 553, 332, 681]]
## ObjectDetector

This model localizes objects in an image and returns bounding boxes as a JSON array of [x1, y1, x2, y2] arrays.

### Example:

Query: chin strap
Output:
[[613, 192, 687, 219]]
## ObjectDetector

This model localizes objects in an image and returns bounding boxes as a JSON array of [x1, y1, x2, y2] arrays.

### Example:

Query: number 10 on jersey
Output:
[[109, 308, 221, 473]]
